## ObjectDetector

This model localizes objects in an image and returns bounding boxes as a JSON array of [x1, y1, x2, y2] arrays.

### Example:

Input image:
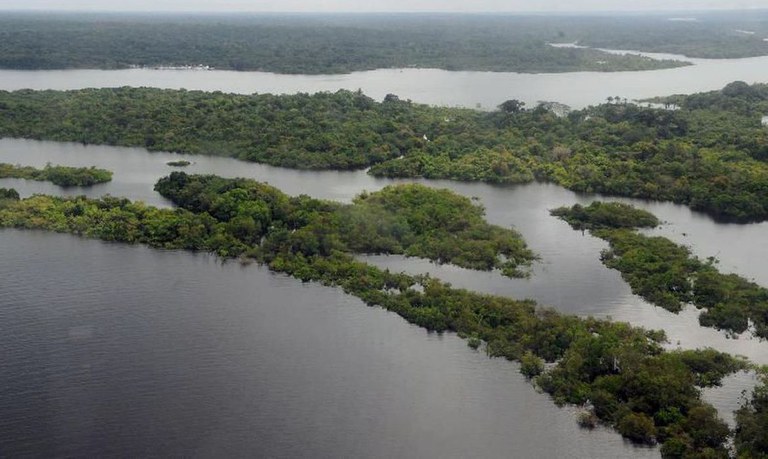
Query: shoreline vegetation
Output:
[[0, 163, 112, 186], [0, 175, 759, 457], [2, 82, 768, 221], [552, 201, 768, 339]]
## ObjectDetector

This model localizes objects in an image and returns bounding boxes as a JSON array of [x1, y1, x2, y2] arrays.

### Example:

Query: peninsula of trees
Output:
[[0, 176, 756, 457], [2, 82, 768, 221], [552, 201, 768, 339], [0, 163, 113, 186]]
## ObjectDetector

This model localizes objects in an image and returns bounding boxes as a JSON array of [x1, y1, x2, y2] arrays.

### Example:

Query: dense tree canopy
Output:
[[3, 83, 768, 221], [153, 173, 536, 276], [550, 201, 659, 231], [0, 88, 481, 170]]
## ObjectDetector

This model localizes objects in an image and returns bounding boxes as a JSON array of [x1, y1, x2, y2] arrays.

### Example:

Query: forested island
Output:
[[2, 82, 768, 221], [552, 202, 768, 339], [0, 174, 763, 457], [0, 163, 113, 186], [0, 13, 695, 74]]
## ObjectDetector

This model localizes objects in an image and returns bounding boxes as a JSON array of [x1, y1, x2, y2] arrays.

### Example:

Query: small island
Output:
[[550, 201, 659, 231], [0, 163, 113, 187], [166, 160, 191, 167]]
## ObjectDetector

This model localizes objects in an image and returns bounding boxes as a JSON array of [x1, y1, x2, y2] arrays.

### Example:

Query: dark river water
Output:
[[0, 230, 661, 458], [1, 137, 765, 457], [2, 56, 768, 456]]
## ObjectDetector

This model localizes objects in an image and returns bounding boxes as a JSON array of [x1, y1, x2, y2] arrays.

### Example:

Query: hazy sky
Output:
[[1, 0, 766, 13]]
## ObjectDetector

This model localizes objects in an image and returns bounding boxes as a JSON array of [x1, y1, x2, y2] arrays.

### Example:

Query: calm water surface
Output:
[[0, 230, 659, 458], [2, 51, 768, 109]]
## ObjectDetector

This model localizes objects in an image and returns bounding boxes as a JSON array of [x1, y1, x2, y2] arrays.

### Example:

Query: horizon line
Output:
[[2, 8, 768, 14]]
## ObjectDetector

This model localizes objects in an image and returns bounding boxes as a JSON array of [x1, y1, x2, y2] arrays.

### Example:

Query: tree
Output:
[[0, 188, 20, 200], [617, 412, 657, 445], [499, 99, 525, 114]]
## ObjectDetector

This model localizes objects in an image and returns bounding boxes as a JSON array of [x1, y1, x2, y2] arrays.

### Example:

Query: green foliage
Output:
[[735, 375, 768, 458], [554, 201, 768, 338], [551, 201, 659, 230], [0, 87, 486, 170], [0, 163, 112, 186], [617, 412, 657, 445], [166, 160, 191, 167], [0, 14, 688, 74], [370, 148, 536, 185], [348, 183, 536, 275], [0, 173, 749, 456], [0, 194, 234, 252], [0, 187, 20, 201], [5, 82, 768, 221], [153, 173, 536, 276], [519, 351, 544, 379]]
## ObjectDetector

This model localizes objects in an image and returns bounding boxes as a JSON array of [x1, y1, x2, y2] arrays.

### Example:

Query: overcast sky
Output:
[[1, 0, 766, 13]]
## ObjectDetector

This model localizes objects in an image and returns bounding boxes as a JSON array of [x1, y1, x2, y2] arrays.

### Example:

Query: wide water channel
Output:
[[3, 49, 768, 109], [2, 58, 768, 457], [1, 137, 765, 457]]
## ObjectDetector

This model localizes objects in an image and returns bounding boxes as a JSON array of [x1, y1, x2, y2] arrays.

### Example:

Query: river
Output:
[[2, 50, 768, 109], [2, 58, 768, 457], [3, 138, 768, 365], [3, 229, 666, 458]]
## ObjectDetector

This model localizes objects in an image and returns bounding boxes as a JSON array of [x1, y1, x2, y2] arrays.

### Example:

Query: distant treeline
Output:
[[0, 14, 691, 73], [0, 175, 758, 457], [2, 82, 768, 221]]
